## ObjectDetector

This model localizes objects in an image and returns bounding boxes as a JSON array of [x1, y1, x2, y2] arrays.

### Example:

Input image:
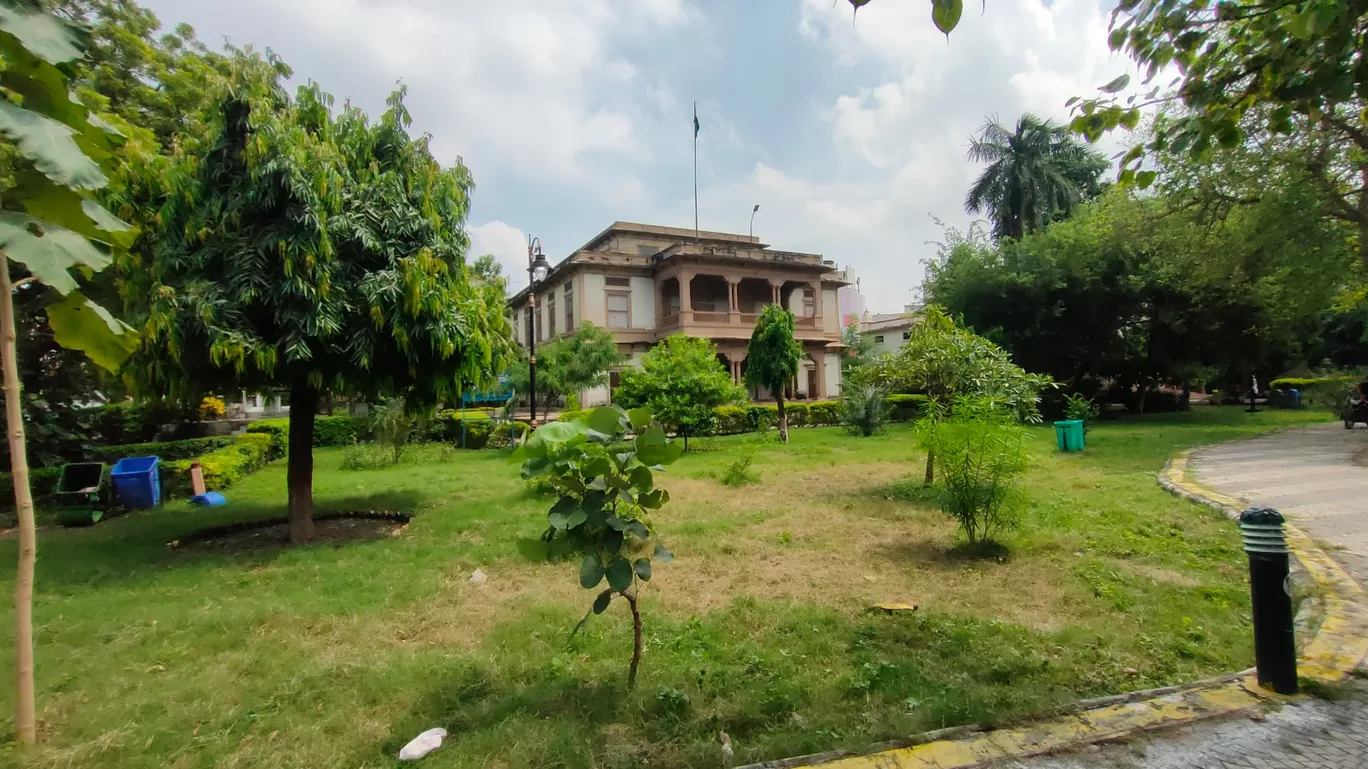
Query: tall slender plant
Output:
[[745, 304, 805, 443], [0, 6, 141, 744]]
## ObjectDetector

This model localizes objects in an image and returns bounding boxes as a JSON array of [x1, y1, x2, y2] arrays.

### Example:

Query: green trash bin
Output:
[[53, 462, 111, 527], [1053, 419, 1085, 453]]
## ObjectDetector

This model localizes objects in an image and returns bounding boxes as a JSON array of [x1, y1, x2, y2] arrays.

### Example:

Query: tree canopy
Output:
[[130, 61, 514, 541], [964, 114, 1108, 240], [615, 334, 744, 447], [508, 322, 622, 409]]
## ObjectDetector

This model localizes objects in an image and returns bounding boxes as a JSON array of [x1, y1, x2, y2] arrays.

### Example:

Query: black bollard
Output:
[[1239, 506, 1298, 694]]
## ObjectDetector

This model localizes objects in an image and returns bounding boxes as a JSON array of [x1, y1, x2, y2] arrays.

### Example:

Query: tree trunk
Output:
[[625, 591, 642, 690], [923, 447, 935, 487], [287, 380, 318, 544], [1, 266, 37, 744], [1136, 380, 1149, 416], [776, 394, 788, 443], [324, 391, 334, 416]]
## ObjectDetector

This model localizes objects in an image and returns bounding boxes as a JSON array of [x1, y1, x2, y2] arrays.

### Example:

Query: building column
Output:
[[679, 268, 692, 322], [768, 279, 780, 306], [809, 280, 822, 322], [814, 352, 827, 400], [727, 277, 741, 325]]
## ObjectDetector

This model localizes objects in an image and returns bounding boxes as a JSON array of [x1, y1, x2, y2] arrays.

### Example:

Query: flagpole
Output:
[[693, 101, 699, 242]]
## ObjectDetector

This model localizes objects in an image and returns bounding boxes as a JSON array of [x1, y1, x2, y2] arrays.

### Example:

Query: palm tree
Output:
[[964, 114, 1108, 240]]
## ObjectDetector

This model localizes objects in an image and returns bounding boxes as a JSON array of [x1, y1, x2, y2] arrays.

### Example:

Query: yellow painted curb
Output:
[[746, 448, 1368, 769]]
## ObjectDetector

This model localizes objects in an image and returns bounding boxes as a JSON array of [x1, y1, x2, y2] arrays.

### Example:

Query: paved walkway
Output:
[[1010, 424, 1368, 769]]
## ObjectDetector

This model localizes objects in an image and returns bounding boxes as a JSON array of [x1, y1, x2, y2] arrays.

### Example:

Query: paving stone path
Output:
[[1010, 423, 1368, 769]]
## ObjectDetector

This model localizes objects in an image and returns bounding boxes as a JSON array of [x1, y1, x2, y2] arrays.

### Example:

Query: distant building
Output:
[[506, 222, 851, 407], [861, 303, 923, 356], [837, 270, 864, 329]]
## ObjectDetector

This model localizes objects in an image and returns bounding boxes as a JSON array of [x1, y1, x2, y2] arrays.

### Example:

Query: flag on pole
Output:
[[693, 104, 700, 138]]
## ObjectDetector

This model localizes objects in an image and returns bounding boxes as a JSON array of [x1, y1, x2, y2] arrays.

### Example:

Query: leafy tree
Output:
[[615, 334, 744, 449], [507, 322, 621, 410], [516, 406, 679, 689], [470, 253, 505, 288], [0, 5, 141, 744], [839, 376, 891, 437], [965, 113, 1108, 240], [744, 304, 805, 442], [840, 322, 876, 375], [868, 306, 1051, 484], [918, 396, 1028, 547], [131, 63, 514, 543]]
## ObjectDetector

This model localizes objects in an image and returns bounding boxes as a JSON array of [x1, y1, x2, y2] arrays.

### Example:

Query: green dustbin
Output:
[[1053, 419, 1085, 453], [53, 462, 110, 527]]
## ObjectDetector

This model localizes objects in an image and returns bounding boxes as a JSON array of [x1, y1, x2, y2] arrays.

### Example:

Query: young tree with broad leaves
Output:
[[745, 303, 805, 443], [130, 61, 514, 544], [614, 334, 744, 449], [0, 4, 141, 744]]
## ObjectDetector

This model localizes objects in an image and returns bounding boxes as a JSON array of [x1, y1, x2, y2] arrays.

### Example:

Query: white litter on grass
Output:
[[469, 568, 487, 585], [398, 727, 448, 760]]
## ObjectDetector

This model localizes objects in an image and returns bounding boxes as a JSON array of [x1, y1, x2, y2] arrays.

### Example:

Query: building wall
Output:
[[822, 289, 839, 334], [581, 272, 606, 326], [824, 352, 841, 396], [865, 326, 910, 356], [629, 276, 655, 329]]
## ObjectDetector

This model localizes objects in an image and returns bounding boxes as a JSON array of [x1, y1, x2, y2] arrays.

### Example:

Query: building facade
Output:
[[859, 304, 923, 356], [507, 222, 850, 407]]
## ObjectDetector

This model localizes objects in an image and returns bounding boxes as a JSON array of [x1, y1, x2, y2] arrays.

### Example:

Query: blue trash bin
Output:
[[111, 456, 161, 510]]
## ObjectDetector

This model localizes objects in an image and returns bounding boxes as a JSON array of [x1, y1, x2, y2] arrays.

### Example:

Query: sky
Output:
[[138, 0, 1142, 313]]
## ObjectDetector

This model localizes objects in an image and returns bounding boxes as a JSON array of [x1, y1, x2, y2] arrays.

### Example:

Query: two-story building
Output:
[[507, 222, 850, 408]]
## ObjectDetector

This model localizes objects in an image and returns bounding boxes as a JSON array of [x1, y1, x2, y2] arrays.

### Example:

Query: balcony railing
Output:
[[654, 310, 823, 332]]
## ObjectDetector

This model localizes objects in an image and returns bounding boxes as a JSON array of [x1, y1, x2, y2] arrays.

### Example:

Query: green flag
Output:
[[693, 103, 699, 138]]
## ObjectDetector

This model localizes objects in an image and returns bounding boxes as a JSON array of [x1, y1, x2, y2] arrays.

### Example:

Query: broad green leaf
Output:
[[639, 489, 665, 509], [582, 456, 611, 477], [534, 420, 586, 444], [566, 508, 588, 529], [516, 537, 550, 561], [1136, 170, 1157, 189], [1107, 28, 1127, 50], [603, 528, 624, 554], [579, 556, 604, 589], [592, 589, 613, 614], [605, 513, 626, 531], [548, 511, 571, 530], [653, 543, 675, 563], [20, 185, 132, 248], [639, 426, 667, 448], [1099, 74, 1131, 93], [0, 211, 111, 294], [587, 406, 621, 435], [519, 455, 550, 479], [627, 407, 652, 430], [931, 0, 962, 36], [625, 520, 650, 540], [0, 7, 83, 65], [0, 102, 107, 189], [45, 291, 138, 373], [605, 556, 633, 592], [633, 558, 652, 581], [1119, 108, 1140, 129], [629, 465, 653, 492]]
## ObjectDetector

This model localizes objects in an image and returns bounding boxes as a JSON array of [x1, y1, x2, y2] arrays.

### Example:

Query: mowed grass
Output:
[[0, 407, 1329, 768]]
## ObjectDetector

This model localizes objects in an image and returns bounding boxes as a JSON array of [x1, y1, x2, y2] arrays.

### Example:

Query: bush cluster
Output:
[[564, 394, 925, 437], [244, 416, 369, 457], [88, 436, 237, 464], [162, 434, 273, 498]]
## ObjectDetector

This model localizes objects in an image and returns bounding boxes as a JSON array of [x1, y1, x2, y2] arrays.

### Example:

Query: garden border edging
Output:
[[737, 448, 1368, 769]]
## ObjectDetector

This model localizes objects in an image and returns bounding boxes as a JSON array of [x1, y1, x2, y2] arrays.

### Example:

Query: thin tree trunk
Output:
[[1, 266, 37, 744], [1136, 380, 1149, 416], [776, 394, 788, 443], [923, 447, 935, 487], [625, 591, 642, 690], [287, 380, 318, 544]]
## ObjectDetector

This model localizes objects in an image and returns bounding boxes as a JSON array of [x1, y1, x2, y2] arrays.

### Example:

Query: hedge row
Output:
[[162, 434, 274, 499], [1269, 376, 1346, 390], [88, 436, 238, 465], [0, 467, 62, 509], [559, 395, 926, 435], [424, 411, 529, 449], [245, 416, 370, 457]]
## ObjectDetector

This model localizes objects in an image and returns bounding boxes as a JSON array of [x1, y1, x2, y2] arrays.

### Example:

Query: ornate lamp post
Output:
[[526, 236, 550, 423]]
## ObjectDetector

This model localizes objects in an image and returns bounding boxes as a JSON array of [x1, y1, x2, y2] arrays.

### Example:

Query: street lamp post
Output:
[[526, 236, 550, 424], [749, 204, 760, 238]]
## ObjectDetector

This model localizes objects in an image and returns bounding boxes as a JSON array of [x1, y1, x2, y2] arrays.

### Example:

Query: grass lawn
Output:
[[0, 407, 1330, 768]]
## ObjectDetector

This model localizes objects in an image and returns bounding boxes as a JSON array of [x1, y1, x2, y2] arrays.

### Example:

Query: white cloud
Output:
[[469, 221, 529, 291]]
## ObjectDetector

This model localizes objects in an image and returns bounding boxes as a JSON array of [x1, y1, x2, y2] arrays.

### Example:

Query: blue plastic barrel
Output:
[[111, 456, 161, 509]]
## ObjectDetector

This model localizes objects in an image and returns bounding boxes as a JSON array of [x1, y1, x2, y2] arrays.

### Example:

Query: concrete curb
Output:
[[737, 449, 1368, 769]]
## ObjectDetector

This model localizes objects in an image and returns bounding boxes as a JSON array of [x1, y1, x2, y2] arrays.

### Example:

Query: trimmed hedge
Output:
[[1269, 376, 1344, 390], [426, 410, 495, 447], [162, 433, 273, 499], [245, 416, 369, 458], [89, 436, 237, 464], [0, 467, 62, 510], [560, 395, 926, 438]]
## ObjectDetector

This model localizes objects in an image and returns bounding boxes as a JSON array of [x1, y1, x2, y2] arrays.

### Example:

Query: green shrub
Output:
[[785, 402, 810, 428], [162, 434, 273, 499], [744, 404, 778, 432], [89, 436, 237, 464], [840, 381, 891, 436], [719, 442, 760, 486], [0, 467, 63, 510], [92, 400, 200, 445], [714, 405, 749, 434], [919, 398, 1027, 545], [244, 415, 369, 457], [369, 398, 419, 464], [1207, 389, 1224, 405], [1063, 394, 1100, 425], [808, 399, 841, 426], [426, 411, 497, 448], [488, 421, 530, 448], [558, 409, 586, 423], [1269, 376, 1339, 389], [342, 441, 456, 470], [887, 393, 927, 422]]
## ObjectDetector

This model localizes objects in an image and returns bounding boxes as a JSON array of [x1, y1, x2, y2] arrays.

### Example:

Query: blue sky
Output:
[[139, 0, 1140, 312]]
